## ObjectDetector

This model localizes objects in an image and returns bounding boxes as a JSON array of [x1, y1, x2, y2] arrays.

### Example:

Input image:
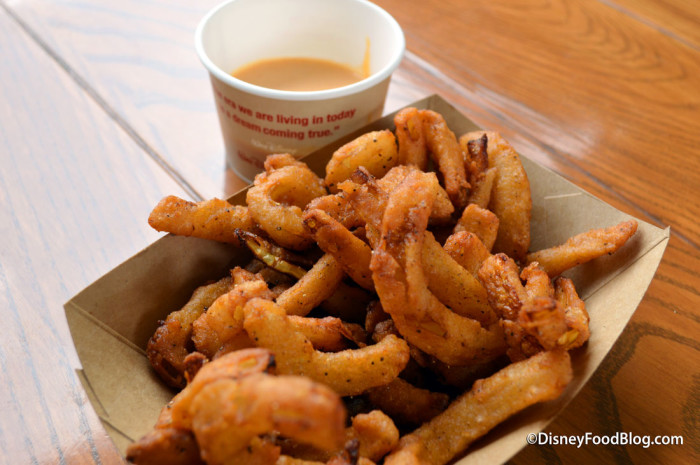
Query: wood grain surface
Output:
[[0, 0, 698, 464]]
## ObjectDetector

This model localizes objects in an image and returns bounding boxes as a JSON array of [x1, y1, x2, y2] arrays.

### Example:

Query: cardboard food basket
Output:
[[64, 95, 669, 464]]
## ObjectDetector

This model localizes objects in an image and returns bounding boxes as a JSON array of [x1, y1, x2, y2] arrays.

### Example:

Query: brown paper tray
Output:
[[65, 95, 669, 464]]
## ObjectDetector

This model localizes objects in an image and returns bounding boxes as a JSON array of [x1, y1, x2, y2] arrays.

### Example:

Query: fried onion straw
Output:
[[246, 154, 327, 250], [369, 170, 505, 365], [190, 373, 346, 465], [366, 378, 450, 426], [324, 130, 398, 192], [377, 165, 454, 224], [525, 219, 638, 277], [191, 278, 274, 359], [146, 276, 233, 389], [148, 195, 255, 244], [394, 107, 429, 170], [303, 209, 375, 291], [167, 348, 275, 429], [276, 253, 345, 316], [340, 168, 497, 325], [453, 204, 500, 252], [461, 131, 532, 262], [443, 231, 492, 277], [478, 254, 590, 361], [349, 410, 400, 462], [383, 350, 573, 465], [421, 109, 469, 210], [243, 298, 410, 396], [461, 132, 498, 209]]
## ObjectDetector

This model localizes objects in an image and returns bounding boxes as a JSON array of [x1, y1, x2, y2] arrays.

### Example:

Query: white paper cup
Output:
[[195, 0, 405, 182]]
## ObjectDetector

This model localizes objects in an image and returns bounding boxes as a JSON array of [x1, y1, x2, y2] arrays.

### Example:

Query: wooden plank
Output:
[[0, 8, 189, 464], [601, 0, 700, 47], [372, 0, 700, 247]]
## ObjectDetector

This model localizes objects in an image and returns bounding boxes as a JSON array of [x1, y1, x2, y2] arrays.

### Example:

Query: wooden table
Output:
[[1, 0, 697, 463]]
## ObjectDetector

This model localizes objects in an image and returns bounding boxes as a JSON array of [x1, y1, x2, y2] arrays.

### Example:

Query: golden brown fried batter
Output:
[[247, 156, 327, 250], [168, 348, 275, 429], [384, 350, 573, 465], [125, 427, 204, 465], [288, 315, 365, 352], [421, 109, 469, 210], [461, 131, 531, 262], [303, 209, 374, 291], [243, 298, 410, 396], [366, 378, 450, 427], [443, 231, 491, 278], [526, 219, 638, 277], [394, 107, 429, 170], [378, 165, 454, 225], [340, 169, 497, 325], [276, 253, 345, 316], [453, 203, 500, 251], [148, 195, 255, 243], [461, 133, 497, 208], [306, 192, 364, 229], [147, 276, 233, 389], [325, 130, 398, 192], [349, 410, 400, 462], [370, 170, 505, 365], [554, 276, 590, 349], [191, 278, 273, 359], [191, 374, 346, 465]]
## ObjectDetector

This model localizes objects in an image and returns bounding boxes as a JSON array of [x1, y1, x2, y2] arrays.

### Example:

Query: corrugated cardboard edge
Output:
[[64, 94, 670, 463]]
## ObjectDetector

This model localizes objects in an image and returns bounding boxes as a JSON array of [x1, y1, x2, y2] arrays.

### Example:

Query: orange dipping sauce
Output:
[[231, 56, 368, 92]]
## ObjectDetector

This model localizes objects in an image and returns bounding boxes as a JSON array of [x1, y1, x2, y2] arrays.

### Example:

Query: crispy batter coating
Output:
[[384, 350, 573, 465], [243, 298, 410, 396], [167, 348, 274, 428], [478, 254, 589, 361], [554, 276, 590, 349], [339, 169, 497, 325], [461, 131, 531, 262], [526, 219, 638, 277], [148, 195, 255, 243], [247, 156, 327, 250], [325, 130, 398, 192], [191, 374, 346, 464], [461, 133, 497, 208], [443, 231, 492, 277], [453, 203, 500, 251], [370, 170, 505, 365], [349, 410, 400, 462], [421, 109, 469, 210], [421, 232, 497, 325], [137, 107, 628, 465], [303, 209, 374, 291], [276, 253, 345, 316], [147, 276, 233, 389], [288, 315, 365, 352], [125, 427, 204, 465], [191, 278, 273, 359], [518, 296, 571, 351], [394, 107, 429, 170], [366, 378, 450, 426], [306, 192, 364, 229], [478, 253, 528, 322], [378, 165, 454, 225]]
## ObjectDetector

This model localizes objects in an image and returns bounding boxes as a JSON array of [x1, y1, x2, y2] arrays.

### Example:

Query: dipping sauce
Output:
[[231, 57, 367, 91]]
